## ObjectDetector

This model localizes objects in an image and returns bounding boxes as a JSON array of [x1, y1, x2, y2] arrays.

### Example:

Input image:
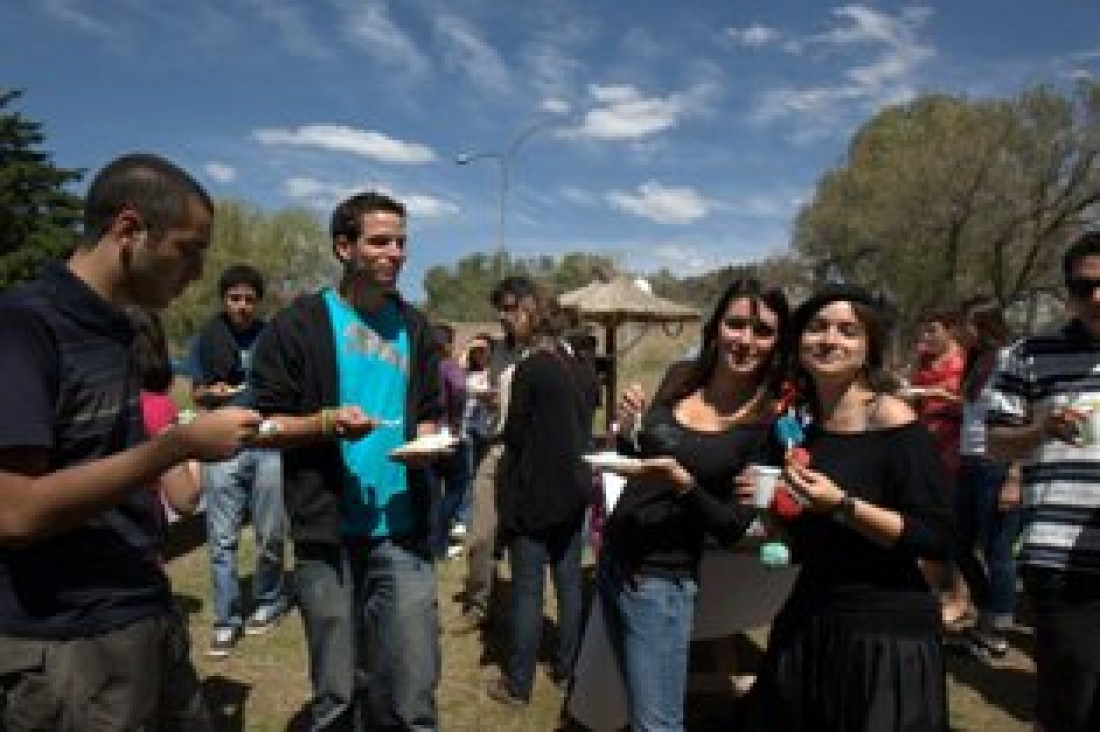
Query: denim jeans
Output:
[[293, 545, 358, 732], [598, 558, 697, 732], [203, 448, 287, 630], [353, 538, 440, 732], [955, 455, 1022, 623], [505, 527, 583, 699], [430, 440, 474, 558]]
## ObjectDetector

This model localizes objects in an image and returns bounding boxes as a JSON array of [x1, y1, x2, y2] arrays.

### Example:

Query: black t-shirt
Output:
[[774, 421, 954, 636], [0, 262, 172, 639], [604, 402, 767, 579]]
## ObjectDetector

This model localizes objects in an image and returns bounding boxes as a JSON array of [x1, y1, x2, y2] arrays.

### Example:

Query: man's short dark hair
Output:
[[329, 191, 406, 243], [490, 276, 538, 310], [1063, 230, 1100, 281], [219, 264, 265, 300], [83, 153, 212, 246]]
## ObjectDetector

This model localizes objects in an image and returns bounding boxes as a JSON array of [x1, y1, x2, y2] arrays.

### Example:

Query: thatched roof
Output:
[[558, 276, 699, 325]]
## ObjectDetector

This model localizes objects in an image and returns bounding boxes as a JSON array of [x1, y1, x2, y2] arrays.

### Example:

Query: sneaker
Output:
[[244, 605, 285, 636], [207, 626, 240, 659], [450, 608, 486, 636], [486, 678, 528, 708], [450, 522, 468, 539], [966, 627, 1008, 658], [445, 544, 465, 560]]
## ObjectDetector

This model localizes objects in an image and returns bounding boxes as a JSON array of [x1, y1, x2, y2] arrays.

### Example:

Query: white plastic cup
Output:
[[750, 465, 783, 509], [1082, 407, 1100, 445]]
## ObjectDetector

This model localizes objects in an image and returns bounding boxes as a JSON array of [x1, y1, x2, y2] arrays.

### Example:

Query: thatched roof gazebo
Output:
[[559, 276, 700, 432]]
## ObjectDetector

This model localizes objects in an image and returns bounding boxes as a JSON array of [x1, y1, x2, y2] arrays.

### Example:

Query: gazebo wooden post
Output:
[[604, 320, 617, 435]]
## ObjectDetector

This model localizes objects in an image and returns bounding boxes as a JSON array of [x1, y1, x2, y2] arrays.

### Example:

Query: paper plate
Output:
[[389, 435, 458, 459], [582, 451, 642, 474]]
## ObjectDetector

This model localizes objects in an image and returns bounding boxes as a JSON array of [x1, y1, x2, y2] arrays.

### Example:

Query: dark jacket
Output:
[[251, 291, 442, 548], [498, 345, 596, 537], [193, 313, 263, 387]]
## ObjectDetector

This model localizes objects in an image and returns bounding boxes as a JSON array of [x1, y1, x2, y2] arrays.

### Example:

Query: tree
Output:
[[160, 199, 333, 345], [0, 89, 83, 288], [793, 81, 1100, 331]]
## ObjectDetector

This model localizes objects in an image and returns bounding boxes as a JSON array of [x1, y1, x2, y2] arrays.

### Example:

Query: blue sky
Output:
[[4, 1, 1099, 299]]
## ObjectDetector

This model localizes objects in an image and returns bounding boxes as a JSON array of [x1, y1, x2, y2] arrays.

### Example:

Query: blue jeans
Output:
[[955, 456, 1022, 623], [598, 558, 697, 732], [430, 440, 474, 558], [353, 538, 440, 732], [203, 448, 286, 629], [505, 527, 584, 699], [293, 539, 440, 732], [294, 544, 358, 732]]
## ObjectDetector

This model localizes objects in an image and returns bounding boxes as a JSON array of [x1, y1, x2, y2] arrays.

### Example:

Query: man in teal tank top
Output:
[[251, 191, 445, 732]]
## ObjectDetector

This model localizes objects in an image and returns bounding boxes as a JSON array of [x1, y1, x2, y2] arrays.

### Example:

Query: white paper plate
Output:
[[389, 435, 458, 459], [582, 451, 642, 473]]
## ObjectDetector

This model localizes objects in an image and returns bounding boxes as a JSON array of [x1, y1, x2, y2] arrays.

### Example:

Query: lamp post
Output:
[[455, 121, 551, 274]]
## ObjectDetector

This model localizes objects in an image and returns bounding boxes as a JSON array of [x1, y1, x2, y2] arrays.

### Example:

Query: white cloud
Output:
[[203, 162, 237, 184], [651, 244, 713, 271], [39, 0, 116, 39], [283, 176, 458, 220], [253, 124, 437, 164], [541, 98, 571, 115], [435, 14, 513, 94], [607, 182, 708, 225], [746, 4, 935, 132], [566, 84, 701, 140], [247, 0, 330, 60], [727, 23, 782, 49], [343, 0, 430, 78]]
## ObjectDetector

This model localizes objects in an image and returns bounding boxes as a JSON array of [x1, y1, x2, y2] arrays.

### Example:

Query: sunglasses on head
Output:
[[722, 316, 777, 338], [1066, 277, 1100, 299]]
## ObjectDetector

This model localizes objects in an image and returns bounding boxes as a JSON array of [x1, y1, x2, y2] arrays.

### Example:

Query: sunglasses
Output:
[[722, 316, 777, 338], [1066, 277, 1100, 299], [360, 234, 407, 249]]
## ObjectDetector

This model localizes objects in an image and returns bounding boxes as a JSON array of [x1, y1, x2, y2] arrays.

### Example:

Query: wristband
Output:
[[320, 408, 337, 437], [831, 493, 857, 524]]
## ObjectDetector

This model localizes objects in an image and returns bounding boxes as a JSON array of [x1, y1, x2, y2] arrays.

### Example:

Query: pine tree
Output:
[[0, 89, 83, 288]]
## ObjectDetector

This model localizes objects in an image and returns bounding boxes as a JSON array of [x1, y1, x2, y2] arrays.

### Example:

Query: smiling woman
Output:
[[743, 283, 955, 732]]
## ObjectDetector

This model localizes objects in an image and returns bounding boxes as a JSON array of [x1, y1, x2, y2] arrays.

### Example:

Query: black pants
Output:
[[1023, 568, 1100, 732], [0, 611, 212, 732]]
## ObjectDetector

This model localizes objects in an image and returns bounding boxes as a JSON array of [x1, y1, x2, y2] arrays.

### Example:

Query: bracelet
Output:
[[320, 408, 337, 437], [831, 493, 857, 524]]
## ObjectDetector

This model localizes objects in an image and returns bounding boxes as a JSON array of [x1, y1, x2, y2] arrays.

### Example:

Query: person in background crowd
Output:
[[0, 153, 261, 731], [606, 277, 785, 732], [909, 306, 968, 628], [487, 283, 598, 707], [125, 304, 203, 523], [191, 264, 288, 658], [986, 231, 1100, 732], [952, 296, 1021, 662], [451, 281, 527, 635], [251, 190, 444, 732], [742, 283, 954, 732], [431, 322, 472, 560]]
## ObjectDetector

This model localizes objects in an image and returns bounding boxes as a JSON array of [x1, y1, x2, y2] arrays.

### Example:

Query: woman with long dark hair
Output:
[[600, 276, 789, 732], [953, 296, 1021, 660], [743, 284, 954, 731]]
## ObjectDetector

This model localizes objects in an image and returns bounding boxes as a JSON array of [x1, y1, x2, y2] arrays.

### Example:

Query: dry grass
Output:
[[168, 531, 1035, 732]]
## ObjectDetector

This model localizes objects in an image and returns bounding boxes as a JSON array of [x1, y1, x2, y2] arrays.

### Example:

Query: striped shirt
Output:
[[987, 320, 1100, 576]]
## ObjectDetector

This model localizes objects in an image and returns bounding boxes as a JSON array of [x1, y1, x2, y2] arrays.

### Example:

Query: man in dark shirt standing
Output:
[[191, 264, 287, 658], [0, 153, 262, 730]]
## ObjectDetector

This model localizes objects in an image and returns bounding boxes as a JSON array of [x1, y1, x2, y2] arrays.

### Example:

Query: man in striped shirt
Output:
[[987, 231, 1100, 732]]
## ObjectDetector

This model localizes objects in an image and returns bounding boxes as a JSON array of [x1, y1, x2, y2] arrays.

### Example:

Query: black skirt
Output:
[[743, 612, 947, 732]]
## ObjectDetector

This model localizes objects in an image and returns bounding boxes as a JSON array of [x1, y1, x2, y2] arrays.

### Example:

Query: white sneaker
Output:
[[446, 544, 465, 560], [450, 523, 468, 539]]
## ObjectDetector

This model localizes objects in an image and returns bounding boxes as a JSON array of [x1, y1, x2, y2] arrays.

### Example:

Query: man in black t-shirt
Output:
[[0, 154, 262, 731], [191, 264, 287, 658]]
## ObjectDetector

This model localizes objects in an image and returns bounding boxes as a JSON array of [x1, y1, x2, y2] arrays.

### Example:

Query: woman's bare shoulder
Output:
[[871, 394, 918, 429]]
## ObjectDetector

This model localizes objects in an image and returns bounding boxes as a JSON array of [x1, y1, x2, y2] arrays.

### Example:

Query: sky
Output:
[[4, 1, 1100, 299]]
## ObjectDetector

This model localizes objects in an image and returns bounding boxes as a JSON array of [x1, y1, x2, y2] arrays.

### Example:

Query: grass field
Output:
[[169, 531, 1037, 732], [169, 323, 1039, 731]]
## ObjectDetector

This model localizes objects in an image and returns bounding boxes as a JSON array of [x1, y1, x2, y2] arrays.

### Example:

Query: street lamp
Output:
[[455, 121, 552, 269]]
